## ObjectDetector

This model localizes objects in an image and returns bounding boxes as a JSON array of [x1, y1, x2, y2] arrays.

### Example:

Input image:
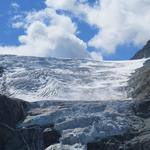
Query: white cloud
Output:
[[87, 0, 150, 54], [45, 0, 150, 54], [11, 2, 20, 9], [18, 20, 89, 58], [90, 51, 103, 61], [0, 8, 92, 59], [45, 0, 75, 10], [2, 0, 150, 60]]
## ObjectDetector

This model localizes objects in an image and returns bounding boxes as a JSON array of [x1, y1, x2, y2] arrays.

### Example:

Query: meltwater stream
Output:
[[0, 55, 146, 101]]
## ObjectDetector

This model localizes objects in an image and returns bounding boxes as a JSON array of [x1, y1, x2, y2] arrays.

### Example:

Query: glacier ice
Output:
[[0, 55, 146, 101], [0, 55, 147, 149], [20, 100, 144, 149]]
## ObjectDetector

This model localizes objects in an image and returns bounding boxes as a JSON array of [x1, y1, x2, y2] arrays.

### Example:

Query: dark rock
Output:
[[0, 95, 61, 150], [87, 133, 136, 150], [125, 132, 150, 150], [133, 99, 150, 118], [0, 95, 41, 150], [0, 123, 44, 150], [0, 123, 15, 150], [127, 60, 150, 100], [16, 127, 44, 150], [0, 66, 4, 77], [0, 95, 29, 127], [43, 128, 61, 148], [131, 40, 150, 59]]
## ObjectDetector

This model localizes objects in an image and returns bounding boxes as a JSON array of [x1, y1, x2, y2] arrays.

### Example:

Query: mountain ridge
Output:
[[132, 40, 150, 59]]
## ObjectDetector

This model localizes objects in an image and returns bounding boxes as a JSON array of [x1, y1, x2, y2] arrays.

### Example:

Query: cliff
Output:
[[132, 40, 150, 59]]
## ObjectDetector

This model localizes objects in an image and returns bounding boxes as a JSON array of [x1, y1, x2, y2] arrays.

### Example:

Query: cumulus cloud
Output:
[[45, 0, 75, 10], [1, 0, 150, 60], [87, 0, 150, 54], [90, 51, 103, 61], [0, 8, 92, 59], [45, 0, 150, 54]]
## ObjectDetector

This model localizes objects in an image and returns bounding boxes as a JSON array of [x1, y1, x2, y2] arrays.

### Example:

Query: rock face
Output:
[[132, 40, 150, 59], [0, 95, 28, 127], [43, 128, 61, 148], [0, 124, 43, 150], [0, 95, 30, 149], [87, 134, 134, 150], [0, 95, 61, 150], [128, 59, 150, 99]]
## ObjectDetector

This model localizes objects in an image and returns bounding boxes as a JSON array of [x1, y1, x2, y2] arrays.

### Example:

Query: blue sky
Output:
[[0, 0, 149, 60], [0, 0, 45, 46]]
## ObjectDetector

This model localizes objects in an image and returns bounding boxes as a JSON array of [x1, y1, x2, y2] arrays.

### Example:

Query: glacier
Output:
[[0, 55, 146, 101], [0, 55, 147, 150]]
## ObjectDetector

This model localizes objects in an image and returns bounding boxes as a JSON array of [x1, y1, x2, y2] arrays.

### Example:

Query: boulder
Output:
[[43, 128, 61, 148]]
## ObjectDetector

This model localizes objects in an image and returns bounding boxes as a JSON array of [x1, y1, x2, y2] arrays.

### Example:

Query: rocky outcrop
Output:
[[0, 95, 61, 150], [0, 95, 33, 149], [128, 59, 150, 99], [0, 124, 43, 150], [43, 128, 61, 148], [132, 40, 150, 59], [87, 134, 135, 150], [0, 95, 28, 127]]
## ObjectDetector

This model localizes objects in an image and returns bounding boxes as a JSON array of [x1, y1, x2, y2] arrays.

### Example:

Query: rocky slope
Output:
[[128, 59, 150, 99], [132, 40, 150, 59]]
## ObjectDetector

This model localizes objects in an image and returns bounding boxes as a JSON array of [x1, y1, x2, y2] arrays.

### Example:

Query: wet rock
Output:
[[0, 123, 15, 150], [124, 132, 150, 150], [0, 124, 44, 150], [133, 99, 150, 118], [43, 128, 61, 148], [17, 127, 44, 150], [0, 95, 43, 150], [0, 95, 29, 127], [87, 133, 135, 150]]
